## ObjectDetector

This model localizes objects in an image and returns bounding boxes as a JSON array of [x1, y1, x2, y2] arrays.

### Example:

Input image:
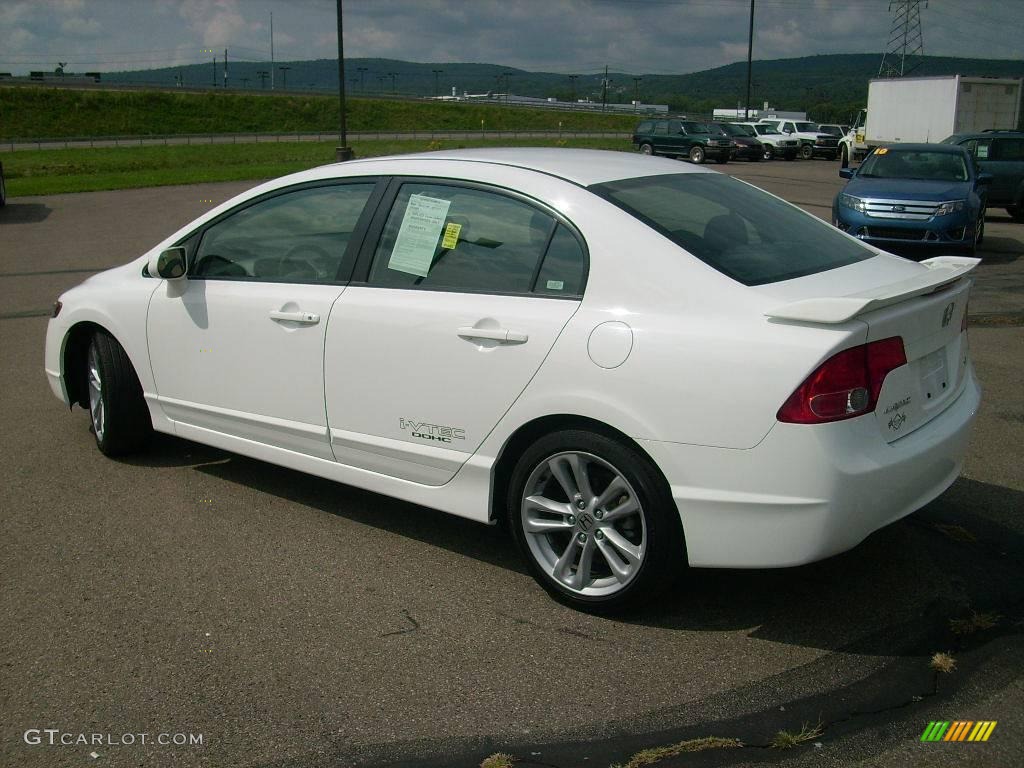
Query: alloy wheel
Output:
[[520, 451, 647, 597], [87, 343, 105, 442]]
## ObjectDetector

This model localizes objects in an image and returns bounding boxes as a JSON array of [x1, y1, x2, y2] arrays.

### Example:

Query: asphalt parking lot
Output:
[[1, 156, 1022, 768]]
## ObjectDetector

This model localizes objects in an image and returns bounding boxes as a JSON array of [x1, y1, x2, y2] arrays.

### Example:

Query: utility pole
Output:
[[632, 76, 643, 110], [223, 48, 228, 89], [257, 70, 268, 88], [601, 65, 609, 111], [357, 66, 368, 92], [279, 66, 290, 90], [745, 0, 755, 118], [212, 57, 217, 88], [568, 74, 578, 103], [335, 0, 353, 160], [879, 0, 927, 77], [270, 11, 275, 89], [388, 71, 398, 94], [432, 68, 443, 97], [378, 75, 385, 93]]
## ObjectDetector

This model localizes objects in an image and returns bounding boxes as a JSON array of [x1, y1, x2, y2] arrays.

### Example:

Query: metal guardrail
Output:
[[0, 130, 632, 152]]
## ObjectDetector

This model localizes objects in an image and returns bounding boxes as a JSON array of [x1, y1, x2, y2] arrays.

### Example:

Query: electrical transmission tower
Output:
[[878, 1, 927, 78]]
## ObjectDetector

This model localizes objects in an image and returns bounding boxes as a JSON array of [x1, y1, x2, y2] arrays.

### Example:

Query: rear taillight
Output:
[[777, 337, 907, 424]]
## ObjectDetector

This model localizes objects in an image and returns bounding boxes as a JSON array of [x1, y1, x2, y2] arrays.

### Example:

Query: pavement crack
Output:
[[380, 609, 420, 638]]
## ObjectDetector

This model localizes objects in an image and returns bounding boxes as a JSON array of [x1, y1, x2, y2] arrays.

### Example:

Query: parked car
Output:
[[759, 119, 840, 160], [817, 123, 849, 148], [633, 119, 734, 164], [941, 130, 1024, 221], [737, 122, 799, 160], [46, 149, 981, 611], [712, 122, 763, 161], [0, 161, 6, 207], [833, 143, 989, 256]]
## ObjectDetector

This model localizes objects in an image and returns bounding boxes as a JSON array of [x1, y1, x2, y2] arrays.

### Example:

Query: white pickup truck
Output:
[[758, 119, 840, 160], [736, 122, 800, 160]]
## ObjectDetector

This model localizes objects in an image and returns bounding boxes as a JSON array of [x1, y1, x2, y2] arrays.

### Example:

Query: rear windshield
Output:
[[590, 173, 873, 286], [794, 122, 819, 132]]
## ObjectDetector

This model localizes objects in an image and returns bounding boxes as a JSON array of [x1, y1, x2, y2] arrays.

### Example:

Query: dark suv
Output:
[[633, 119, 734, 164], [941, 130, 1024, 221]]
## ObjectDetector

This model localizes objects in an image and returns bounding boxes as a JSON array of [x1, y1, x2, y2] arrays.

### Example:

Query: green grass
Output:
[[0, 86, 638, 140], [2, 137, 633, 197]]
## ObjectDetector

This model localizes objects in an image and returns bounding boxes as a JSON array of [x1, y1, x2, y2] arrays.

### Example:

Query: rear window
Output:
[[590, 173, 873, 286]]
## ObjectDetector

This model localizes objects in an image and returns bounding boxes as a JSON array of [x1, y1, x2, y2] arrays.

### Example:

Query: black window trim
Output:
[[348, 175, 590, 300], [142, 177, 388, 285]]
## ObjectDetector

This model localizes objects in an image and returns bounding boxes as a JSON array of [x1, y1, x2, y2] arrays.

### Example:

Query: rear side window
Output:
[[993, 138, 1024, 160], [653, 122, 668, 136], [590, 173, 873, 286], [636, 121, 653, 134], [368, 183, 584, 297]]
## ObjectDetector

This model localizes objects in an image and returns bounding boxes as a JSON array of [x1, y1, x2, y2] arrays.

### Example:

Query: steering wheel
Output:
[[279, 244, 334, 280]]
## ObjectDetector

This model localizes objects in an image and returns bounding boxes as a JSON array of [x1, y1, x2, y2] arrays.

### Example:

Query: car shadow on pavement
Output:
[[131, 432, 527, 574], [977, 235, 1022, 264], [0, 202, 52, 224], [131, 434, 1024, 656], [633, 476, 1024, 654]]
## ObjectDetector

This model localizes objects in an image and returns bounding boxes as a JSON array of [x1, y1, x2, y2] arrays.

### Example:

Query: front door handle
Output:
[[457, 326, 529, 344], [270, 310, 320, 324]]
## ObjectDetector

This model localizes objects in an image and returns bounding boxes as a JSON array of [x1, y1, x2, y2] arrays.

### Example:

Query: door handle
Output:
[[457, 326, 529, 344], [270, 310, 320, 324]]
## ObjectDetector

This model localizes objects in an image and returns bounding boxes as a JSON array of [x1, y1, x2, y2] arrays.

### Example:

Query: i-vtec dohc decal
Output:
[[399, 418, 466, 443]]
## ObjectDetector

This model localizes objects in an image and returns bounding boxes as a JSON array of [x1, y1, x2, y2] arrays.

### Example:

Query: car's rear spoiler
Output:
[[765, 256, 980, 324]]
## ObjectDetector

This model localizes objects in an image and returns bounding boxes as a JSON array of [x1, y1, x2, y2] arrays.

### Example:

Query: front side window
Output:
[[369, 183, 584, 296], [783, 122, 796, 133], [794, 122, 818, 132], [682, 121, 712, 134], [590, 173, 873, 286], [192, 183, 375, 282]]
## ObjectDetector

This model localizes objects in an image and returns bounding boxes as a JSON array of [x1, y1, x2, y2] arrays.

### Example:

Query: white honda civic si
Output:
[[46, 149, 981, 610]]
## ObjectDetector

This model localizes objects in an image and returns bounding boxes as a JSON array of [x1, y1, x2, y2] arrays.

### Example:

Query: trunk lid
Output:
[[763, 255, 977, 441]]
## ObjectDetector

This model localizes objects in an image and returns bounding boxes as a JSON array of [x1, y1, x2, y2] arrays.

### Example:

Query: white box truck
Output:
[[840, 75, 1022, 164]]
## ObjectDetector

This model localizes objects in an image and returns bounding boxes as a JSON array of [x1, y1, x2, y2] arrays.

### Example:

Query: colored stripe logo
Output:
[[921, 721, 997, 742]]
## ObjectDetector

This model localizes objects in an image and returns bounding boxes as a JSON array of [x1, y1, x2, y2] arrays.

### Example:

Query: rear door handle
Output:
[[457, 326, 529, 344], [270, 310, 320, 324]]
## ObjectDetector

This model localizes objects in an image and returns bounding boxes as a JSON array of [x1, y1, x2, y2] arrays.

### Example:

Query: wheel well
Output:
[[489, 414, 670, 525], [63, 321, 105, 409]]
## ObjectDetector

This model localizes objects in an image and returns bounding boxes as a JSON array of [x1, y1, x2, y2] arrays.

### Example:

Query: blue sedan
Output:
[[833, 143, 990, 257]]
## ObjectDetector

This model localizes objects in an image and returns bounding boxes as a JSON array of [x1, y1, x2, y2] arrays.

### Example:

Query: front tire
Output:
[[508, 430, 684, 612], [762, 145, 774, 161], [86, 331, 152, 456], [688, 145, 705, 164], [799, 143, 814, 160]]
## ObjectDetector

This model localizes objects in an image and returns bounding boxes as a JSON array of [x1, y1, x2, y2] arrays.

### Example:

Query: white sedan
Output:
[[45, 149, 981, 611]]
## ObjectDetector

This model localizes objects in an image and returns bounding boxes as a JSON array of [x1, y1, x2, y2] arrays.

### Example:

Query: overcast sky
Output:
[[1, 0, 1020, 77]]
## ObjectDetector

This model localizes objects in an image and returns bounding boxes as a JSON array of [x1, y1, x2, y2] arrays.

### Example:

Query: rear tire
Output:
[[86, 330, 152, 456], [762, 145, 774, 161], [639, 142, 654, 156], [688, 145, 705, 164], [508, 430, 685, 613]]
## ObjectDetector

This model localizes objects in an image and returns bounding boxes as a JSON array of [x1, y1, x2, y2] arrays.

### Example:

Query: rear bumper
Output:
[[640, 366, 981, 568]]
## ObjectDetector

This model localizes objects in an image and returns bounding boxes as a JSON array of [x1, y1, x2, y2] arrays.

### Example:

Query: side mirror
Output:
[[839, 168, 855, 179], [149, 246, 187, 280], [977, 172, 993, 185]]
